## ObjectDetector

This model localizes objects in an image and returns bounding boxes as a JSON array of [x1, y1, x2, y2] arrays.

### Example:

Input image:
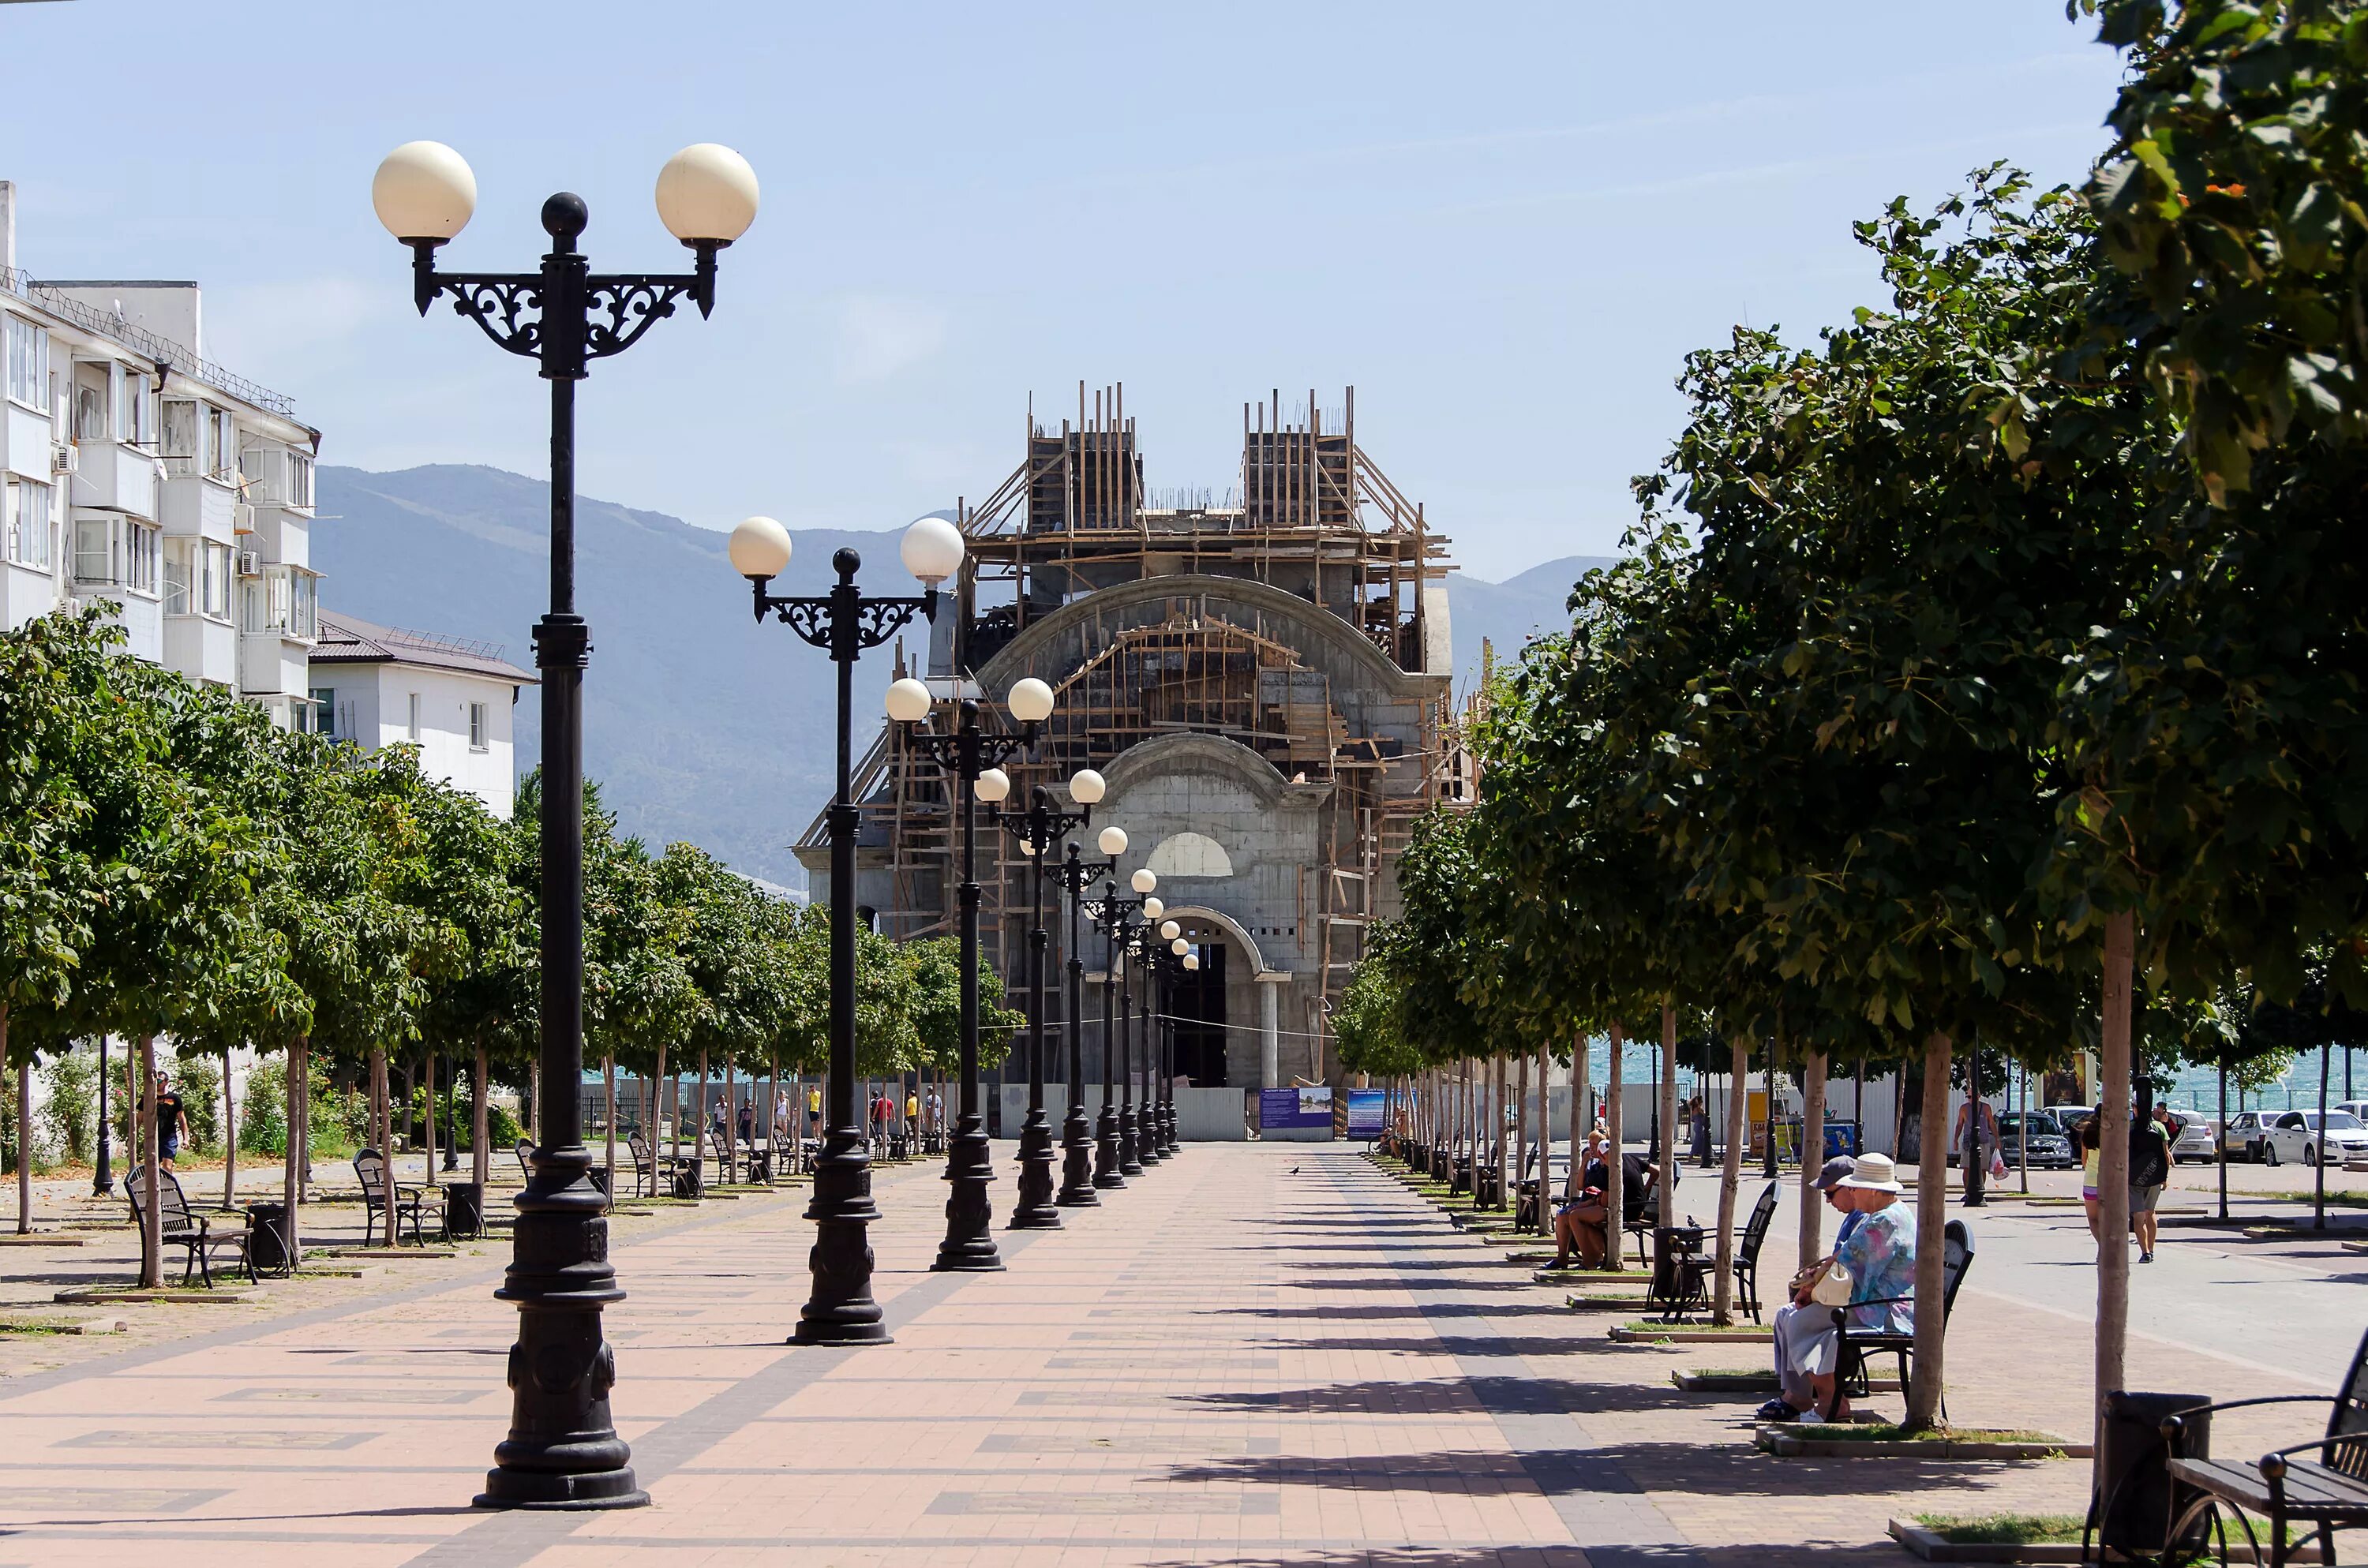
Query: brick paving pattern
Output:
[[0, 1143, 2347, 1566]]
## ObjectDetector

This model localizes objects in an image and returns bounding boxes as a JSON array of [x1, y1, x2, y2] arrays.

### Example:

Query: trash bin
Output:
[[587, 1166, 610, 1199], [1824, 1122, 1857, 1160], [444, 1181, 485, 1241], [2095, 1390, 2213, 1558], [246, 1202, 292, 1275]]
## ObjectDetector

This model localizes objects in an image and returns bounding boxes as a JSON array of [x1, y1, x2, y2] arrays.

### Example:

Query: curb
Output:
[[1761, 1431, 2083, 1460], [1890, 1517, 2322, 1562]]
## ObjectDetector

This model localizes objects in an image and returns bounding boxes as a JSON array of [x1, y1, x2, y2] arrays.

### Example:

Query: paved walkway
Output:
[[2, 1143, 2355, 1566]]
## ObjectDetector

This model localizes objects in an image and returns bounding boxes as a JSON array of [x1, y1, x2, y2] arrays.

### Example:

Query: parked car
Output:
[[2336, 1100, 2368, 1125], [2048, 1106, 2095, 1140], [2223, 1110, 2274, 1162], [2258, 1110, 2368, 1167], [1996, 1110, 2076, 1169], [2169, 1113, 2220, 1164]]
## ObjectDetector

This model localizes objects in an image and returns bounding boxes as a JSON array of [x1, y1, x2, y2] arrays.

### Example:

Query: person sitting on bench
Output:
[[1760, 1152, 1916, 1424], [1759, 1157, 1859, 1421], [1551, 1136, 1653, 1270]]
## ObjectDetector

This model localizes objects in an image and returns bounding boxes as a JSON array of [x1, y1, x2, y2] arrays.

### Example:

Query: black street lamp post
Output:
[[1083, 873, 1156, 1188], [995, 775, 1106, 1226], [93, 1036, 113, 1196], [1132, 924, 1171, 1168], [1160, 931, 1198, 1156], [884, 682, 1051, 1270], [373, 137, 757, 1513], [729, 518, 966, 1343], [1055, 836, 1127, 1206]]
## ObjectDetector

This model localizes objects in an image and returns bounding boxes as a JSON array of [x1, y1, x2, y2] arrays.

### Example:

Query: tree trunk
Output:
[[1905, 1031, 1952, 1428], [1798, 1049, 1828, 1270], [373, 1050, 397, 1249], [1568, 1031, 1587, 1200], [1515, 1049, 1530, 1219], [283, 1038, 303, 1268], [11, 1009, 31, 1235], [138, 1035, 162, 1287], [695, 1048, 710, 1196], [1714, 1034, 1749, 1323], [423, 1053, 438, 1188], [471, 1040, 490, 1188], [2095, 911, 2136, 1446], [1658, 1004, 1678, 1228], [604, 1054, 618, 1200], [1604, 1023, 1625, 1271], [1537, 1037, 1554, 1233], [222, 1046, 238, 1209], [1494, 1054, 1510, 1211]]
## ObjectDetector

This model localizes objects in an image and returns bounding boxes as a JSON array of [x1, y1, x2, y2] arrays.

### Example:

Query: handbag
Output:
[[1808, 1259, 1853, 1308]]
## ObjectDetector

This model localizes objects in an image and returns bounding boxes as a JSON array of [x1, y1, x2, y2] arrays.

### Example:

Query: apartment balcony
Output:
[[2, 560, 58, 633], [157, 469, 239, 543], [2, 405, 57, 481], [68, 440, 159, 519], [69, 578, 162, 664], [237, 561, 317, 696], [163, 611, 238, 687]]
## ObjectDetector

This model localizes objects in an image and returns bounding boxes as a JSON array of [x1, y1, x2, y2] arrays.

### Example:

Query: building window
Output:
[[309, 687, 335, 739], [72, 362, 108, 442], [208, 408, 234, 481], [162, 399, 200, 476], [72, 515, 157, 593], [202, 541, 229, 618], [164, 537, 192, 614], [469, 701, 488, 751], [5, 478, 52, 569], [407, 692, 421, 742], [287, 451, 313, 510], [5, 315, 48, 411], [116, 371, 154, 447]]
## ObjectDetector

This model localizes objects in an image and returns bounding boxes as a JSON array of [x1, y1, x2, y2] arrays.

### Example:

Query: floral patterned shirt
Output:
[[1834, 1199, 1917, 1334]]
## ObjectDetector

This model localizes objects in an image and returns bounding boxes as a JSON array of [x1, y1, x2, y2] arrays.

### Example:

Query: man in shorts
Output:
[[152, 1070, 189, 1172], [2130, 1102, 2174, 1263]]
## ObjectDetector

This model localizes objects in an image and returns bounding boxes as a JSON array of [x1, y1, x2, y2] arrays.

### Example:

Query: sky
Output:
[[2, 2, 2130, 581]]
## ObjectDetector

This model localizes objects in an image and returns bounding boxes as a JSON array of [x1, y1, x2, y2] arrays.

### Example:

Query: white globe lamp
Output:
[[728, 515, 792, 581], [976, 768, 1010, 804], [373, 142, 477, 241], [884, 678, 931, 724], [655, 144, 759, 244], [900, 516, 965, 586]]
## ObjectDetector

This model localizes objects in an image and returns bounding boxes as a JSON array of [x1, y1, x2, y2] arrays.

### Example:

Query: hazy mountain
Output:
[[313, 465, 1611, 891], [1444, 555, 1616, 687]]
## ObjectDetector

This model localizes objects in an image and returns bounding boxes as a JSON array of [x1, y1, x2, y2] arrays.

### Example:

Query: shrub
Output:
[[42, 1048, 96, 1164], [240, 1053, 288, 1157]]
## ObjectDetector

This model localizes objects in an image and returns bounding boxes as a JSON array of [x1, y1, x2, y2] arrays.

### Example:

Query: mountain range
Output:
[[312, 465, 1609, 890]]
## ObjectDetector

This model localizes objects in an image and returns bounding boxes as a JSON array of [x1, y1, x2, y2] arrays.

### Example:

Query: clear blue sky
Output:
[[4, 2, 2126, 579]]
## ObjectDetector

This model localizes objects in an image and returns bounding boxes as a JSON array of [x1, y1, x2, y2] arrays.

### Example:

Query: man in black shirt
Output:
[[152, 1071, 190, 1172], [2129, 1103, 2175, 1263]]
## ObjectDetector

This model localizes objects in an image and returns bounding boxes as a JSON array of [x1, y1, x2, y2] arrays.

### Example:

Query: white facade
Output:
[[310, 612, 534, 817], [0, 180, 320, 723]]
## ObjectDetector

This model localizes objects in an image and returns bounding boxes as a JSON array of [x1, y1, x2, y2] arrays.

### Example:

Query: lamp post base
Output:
[[1160, 1106, 1179, 1157], [1092, 1106, 1125, 1188], [933, 1121, 1004, 1271], [792, 1134, 892, 1345], [1057, 1105, 1099, 1206], [1010, 1109, 1061, 1229], [478, 1151, 647, 1512]]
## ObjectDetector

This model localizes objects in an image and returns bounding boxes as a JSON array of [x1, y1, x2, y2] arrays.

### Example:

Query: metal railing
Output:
[[0, 264, 300, 421]]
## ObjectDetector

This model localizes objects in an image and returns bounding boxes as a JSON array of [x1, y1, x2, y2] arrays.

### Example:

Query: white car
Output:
[[2258, 1110, 2368, 1168], [2169, 1113, 2220, 1165]]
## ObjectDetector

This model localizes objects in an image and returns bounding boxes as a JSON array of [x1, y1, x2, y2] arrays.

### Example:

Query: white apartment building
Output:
[[309, 612, 534, 817], [0, 181, 322, 725]]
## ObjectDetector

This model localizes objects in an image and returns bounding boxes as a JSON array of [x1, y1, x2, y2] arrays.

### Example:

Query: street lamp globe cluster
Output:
[[375, 135, 760, 1515]]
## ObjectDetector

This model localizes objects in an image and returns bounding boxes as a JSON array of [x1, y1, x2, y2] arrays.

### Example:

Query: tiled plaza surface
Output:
[[0, 1142, 2357, 1567]]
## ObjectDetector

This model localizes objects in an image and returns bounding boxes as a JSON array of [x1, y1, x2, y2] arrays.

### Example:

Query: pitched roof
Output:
[[312, 611, 538, 685]]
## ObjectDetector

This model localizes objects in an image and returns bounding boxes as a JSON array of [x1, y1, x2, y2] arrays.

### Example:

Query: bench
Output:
[[1819, 1217, 1973, 1421], [126, 1167, 254, 1287], [2153, 1323, 2368, 1568], [1731, 1181, 1780, 1325], [355, 1147, 446, 1247]]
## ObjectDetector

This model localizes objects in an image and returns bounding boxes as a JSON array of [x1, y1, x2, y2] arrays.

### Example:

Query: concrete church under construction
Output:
[[796, 387, 1463, 1092]]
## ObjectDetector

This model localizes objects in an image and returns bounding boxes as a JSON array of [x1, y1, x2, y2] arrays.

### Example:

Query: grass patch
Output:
[[1616, 1320, 1762, 1337], [1912, 1514, 2085, 1545], [1823, 1424, 2065, 1446], [2261, 1191, 2368, 1207]]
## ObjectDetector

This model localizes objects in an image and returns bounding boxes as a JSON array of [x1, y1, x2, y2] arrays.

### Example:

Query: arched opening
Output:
[[1171, 937, 1228, 1087]]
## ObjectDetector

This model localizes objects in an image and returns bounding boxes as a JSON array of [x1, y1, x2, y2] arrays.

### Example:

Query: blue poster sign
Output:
[[1345, 1089, 1386, 1138], [1258, 1087, 1332, 1130]]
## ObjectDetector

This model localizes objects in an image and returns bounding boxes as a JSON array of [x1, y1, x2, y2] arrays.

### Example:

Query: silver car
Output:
[[2168, 1113, 2219, 1164]]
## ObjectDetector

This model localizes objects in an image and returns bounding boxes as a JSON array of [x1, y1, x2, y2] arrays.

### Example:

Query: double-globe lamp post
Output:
[[1118, 889, 1165, 1175], [373, 137, 758, 1513], [1085, 871, 1159, 1185], [1055, 831, 1130, 1206], [997, 774, 1108, 1228], [1158, 922, 1199, 1156], [727, 512, 967, 1345], [881, 675, 1058, 1270]]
